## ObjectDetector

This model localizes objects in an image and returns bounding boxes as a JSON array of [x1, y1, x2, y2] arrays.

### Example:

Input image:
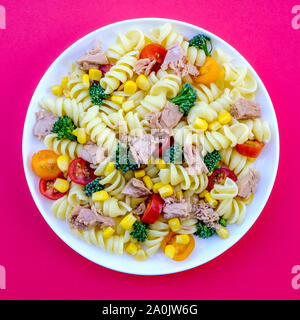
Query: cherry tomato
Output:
[[32, 150, 61, 180], [153, 133, 172, 158], [161, 232, 195, 261], [99, 64, 112, 74], [192, 57, 220, 85], [207, 167, 237, 191], [141, 193, 165, 224], [236, 140, 264, 158], [68, 158, 96, 185], [140, 44, 167, 72], [39, 178, 66, 200]]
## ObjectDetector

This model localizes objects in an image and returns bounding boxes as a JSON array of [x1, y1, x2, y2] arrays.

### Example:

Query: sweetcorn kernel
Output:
[[104, 162, 115, 176], [164, 245, 176, 259], [51, 85, 63, 97], [53, 178, 70, 193], [153, 182, 165, 193], [103, 227, 115, 239], [155, 158, 166, 169], [111, 95, 125, 104], [136, 74, 151, 91], [82, 74, 90, 86], [216, 226, 229, 239], [142, 176, 153, 190], [168, 218, 181, 232], [124, 80, 137, 95], [126, 242, 138, 255], [204, 191, 218, 207], [77, 128, 87, 144], [176, 190, 183, 200], [89, 68, 102, 81], [134, 169, 145, 178], [158, 184, 173, 198], [61, 77, 68, 90], [208, 121, 222, 131], [218, 111, 232, 124], [92, 190, 109, 202], [57, 155, 69, 172], [193, 118, 208, 131], [134, 249, 147, 261], [120, 213, 137, 230], [175, 234, 190, 245]]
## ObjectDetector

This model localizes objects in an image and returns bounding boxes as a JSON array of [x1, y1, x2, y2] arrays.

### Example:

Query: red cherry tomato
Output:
[[68, 158, 96, 185], [236, 139, 264, 158], [141, 193, 165, 224], [99, 64, 112, 74], [140, 44, 167, 72], [39, 178, 66, 200], [153, 133, 172, 158], [207, 167, 237, 191]]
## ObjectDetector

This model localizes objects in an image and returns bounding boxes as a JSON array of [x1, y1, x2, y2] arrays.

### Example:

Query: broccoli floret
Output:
[[51, 116, 77, 141], [204, 150, 222, 172], [170, 83, 197, 116], [114, 142, 139, 174], [163, 142, 184, 164], [194, 221, 216, 239], [189, 34, 212, 56], [83, 178, 105, 196], [130, 221, 149, 242], [219, 217, 227, 227], [89, 83, 109, 106]]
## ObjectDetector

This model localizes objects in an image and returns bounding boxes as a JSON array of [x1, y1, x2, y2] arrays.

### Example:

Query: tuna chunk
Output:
[[146, 101, 182, 130], [78, 142, 107, 165], [122, 178, 151, 198], [161, 43, 199, 77], [129, 134, 158, 165], [184, 144, 208, 175], [134, 58, 156, 76], [162, 197, 191, 220], [132, 201, 146, 215], [77, 41, 108, 71], [230, 98, 261, 120], [192, 202, 219, 228], [33, 110, 58, 140], [237, 168, 260, 199], [68, 206, 115, 231]]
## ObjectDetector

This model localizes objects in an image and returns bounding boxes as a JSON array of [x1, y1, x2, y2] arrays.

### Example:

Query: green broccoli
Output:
[[219, 217, 227, 227], [163, 142, 184, 164], [170, 83, 197, 116], [114, 142, 139, 174], [189, 34, 212, 56], [51, 116, 77, 141], [194, 221, 216, 239], [89, 83, 109, 106], [130, 221, 149, 242], [204, 150, 222, 172], [83, 178, 105, 196]]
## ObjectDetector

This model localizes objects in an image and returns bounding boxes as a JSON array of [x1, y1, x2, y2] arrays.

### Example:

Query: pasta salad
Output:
[[30, 23, 271, 262]]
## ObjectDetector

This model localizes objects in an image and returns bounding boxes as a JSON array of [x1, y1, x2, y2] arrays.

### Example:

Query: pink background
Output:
[[0, 0, 299, 300]]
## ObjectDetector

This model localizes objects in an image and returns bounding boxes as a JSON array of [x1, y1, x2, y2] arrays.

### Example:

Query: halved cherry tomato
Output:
[[207, 167, 237, 191], [192, 57, 220, 85], [68, 158, 96, 185], [39, 178, 66, 200], [153, 133, 172, 158], [141, 193, 165, 224], [99, 64, 112, 74], [161, 232, 195, 261], [140, 44, 167, 72], [236, 139, 264, 158], [32, 150, 61, 179]]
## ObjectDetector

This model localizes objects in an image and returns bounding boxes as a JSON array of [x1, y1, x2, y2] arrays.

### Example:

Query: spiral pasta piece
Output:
[[240, 119, 271, 143], [44, 133, 82, 159], [178, 218, 198, 234], [216, 198, 247, 225], [92, 196, 132, 217], [100, 51, 139, 94], [68, 182, 89, 207], [51, 195, 74, 220], [211, 177, 238, 200]]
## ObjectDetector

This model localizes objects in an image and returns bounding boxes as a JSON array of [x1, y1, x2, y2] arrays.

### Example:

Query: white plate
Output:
[[22, 18, 279, 275]]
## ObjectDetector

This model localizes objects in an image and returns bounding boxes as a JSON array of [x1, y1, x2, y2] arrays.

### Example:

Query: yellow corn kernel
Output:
[[124, 80, 137, 95], [120, 213, 137, 230], [53, 178, 70, 193], [104, 162, 115, 176], [89, 68, 102, 81], [82, 74, 90, 86], [164, 245, 176, 259], [111, 95, 125, 104], [218, 111, 232, 124], [134, 169, 145, 179], [122, 100, 135, 112], [134, 249, 147, 261], [199, 191, 206, 198], [168, 218, 181, 232], [126, 242, 138, 255], [155, 158, 166, 169], [159, 184, 174, 198], [176, 190, 183, 200], [153, 182, 164, 193], [103, 227, 115, 239], [61, 77, 68, 90], [92, 190, 109, 202], [175, 234, 190, 245], [77, 128, 87, 144], [136, 74, 151, 91], [51, 85, 63, 97], [216, 226, 230, 239], [142, 176, 153, 190], [248, 157, 256, 162], [193, 118, 208, 131], [208, 121, 222, 131], [204, 191, 218, 207], [57, 155, 69, 172]]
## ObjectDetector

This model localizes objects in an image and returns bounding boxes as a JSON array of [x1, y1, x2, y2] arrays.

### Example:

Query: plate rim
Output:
[[22, 17, 280, 275]]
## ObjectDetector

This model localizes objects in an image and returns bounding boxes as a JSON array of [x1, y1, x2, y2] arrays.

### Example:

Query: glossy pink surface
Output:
[[0, 0, 299, 299]]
